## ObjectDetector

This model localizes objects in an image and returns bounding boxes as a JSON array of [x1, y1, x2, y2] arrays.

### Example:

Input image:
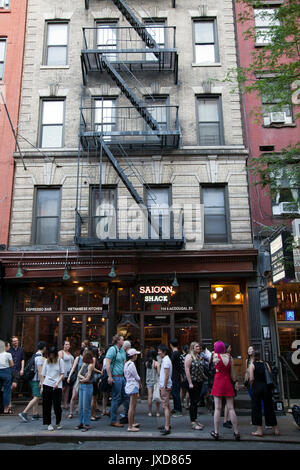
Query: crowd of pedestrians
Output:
[[0, 335, 281, 438]]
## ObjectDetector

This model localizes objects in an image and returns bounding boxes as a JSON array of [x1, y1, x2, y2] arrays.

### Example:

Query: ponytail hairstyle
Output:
[[146, 349, 157, 369]]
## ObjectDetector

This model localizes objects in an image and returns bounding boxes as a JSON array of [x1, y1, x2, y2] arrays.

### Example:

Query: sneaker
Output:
[[18, 412, 29, 423], [172, 412, 182, 417], [32, 414, 42, 421], [120, 416, 128, 424], [47, 424, 54, 431], [158, 425, 172, 431], [56, 424, 63, 430]]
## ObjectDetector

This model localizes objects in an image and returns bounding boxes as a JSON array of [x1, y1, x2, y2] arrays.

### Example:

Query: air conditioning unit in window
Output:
[[0, 0, 9, 7], [270, 112, 286, 124], [292, 219, 300, 247], [279, 202, 300, 214]]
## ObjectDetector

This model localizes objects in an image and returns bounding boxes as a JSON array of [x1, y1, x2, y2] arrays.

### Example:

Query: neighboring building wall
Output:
[[9, 0, 252, 252], [234, 0, 300, 233], [0, 0, 27, 247]]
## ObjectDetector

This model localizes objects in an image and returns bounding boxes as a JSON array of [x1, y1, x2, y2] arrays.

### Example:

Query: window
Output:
[[271, 168, 300, 215], [254, 8, 280, 45], [94, 98, 117, 141], [96, 22, 118, 61], [33, 188, 61, 245], [197, 96, 223, 145], [45, 22, 69, 66], [144, 21, 166, 61], [261, 84, 293, 126], [0, 0, 10, 9], [0, 38, 7, 80], [40, 99, 65, 148], [202, 186, 229, 243], [146, 186, 171, 239], [145, 96, 168, 137], [193, 20, 219, 64], [90, 186, 117, 239]]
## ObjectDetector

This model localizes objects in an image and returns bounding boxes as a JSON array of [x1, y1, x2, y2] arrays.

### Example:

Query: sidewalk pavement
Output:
[[0, 401, 300, 445]]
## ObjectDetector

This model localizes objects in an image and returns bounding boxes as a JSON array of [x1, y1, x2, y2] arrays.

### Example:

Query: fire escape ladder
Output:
[[111, 0, 159, 54], [101, 56, 159, 132]]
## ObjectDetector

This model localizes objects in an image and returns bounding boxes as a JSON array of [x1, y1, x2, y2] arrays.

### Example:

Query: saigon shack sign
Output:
[[139, 285, 173, 303]]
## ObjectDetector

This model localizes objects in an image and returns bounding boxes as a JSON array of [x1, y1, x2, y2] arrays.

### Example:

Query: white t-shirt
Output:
[[32, 353, 45, 381], [0, 351, 12, 369], [42, 358, 64, 389], [159, 355, 173, 389]]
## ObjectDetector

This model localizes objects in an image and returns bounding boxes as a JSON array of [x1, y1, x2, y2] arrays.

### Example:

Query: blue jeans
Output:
[[110, 376, 129, 423], [78, 383, 93, 426], [0, 368, 12, 407]]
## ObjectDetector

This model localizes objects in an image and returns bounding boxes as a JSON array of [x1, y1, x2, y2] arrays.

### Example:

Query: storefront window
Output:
[[276, 286, 300, 321], [16, 287, 61, 312], [62, 287, 104, 311], [131, 282, 196, 312], [63, 315, 83, 355], [86, 315, 106, 348], [39, 315, 59, 348], [15, 316, 36, 360], [278, 327, 300, 398]]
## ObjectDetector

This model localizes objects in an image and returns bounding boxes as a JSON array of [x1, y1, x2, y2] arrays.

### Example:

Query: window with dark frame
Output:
[[0, 38, 7, 80], [193, 19, 219, 64], [40, 99, 65, 148], [90, 186, 117, 239], [45, 22, 69, 66], [202, 186, 229, 244], [197, 96, 223, 146], [33, 188, 61, 245]]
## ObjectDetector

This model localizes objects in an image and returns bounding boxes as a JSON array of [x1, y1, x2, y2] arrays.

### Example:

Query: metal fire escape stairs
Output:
[[76, 0, 183, 248]]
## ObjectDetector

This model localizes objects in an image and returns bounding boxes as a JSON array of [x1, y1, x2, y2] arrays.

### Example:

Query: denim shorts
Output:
[[128, 386, 139, 395]]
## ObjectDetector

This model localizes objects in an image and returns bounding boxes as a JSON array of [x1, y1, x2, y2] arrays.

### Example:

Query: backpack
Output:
[[292, 405, 300, 428], [23, 353, 38, 381]]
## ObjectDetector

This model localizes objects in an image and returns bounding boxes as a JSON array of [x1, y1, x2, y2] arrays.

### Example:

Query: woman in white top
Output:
[[59, 340, 74, 409], [0, 341, 14, 414], [124, 348, 141, 432], [42, 346, 64, 431], [145, 349, 161, 417]]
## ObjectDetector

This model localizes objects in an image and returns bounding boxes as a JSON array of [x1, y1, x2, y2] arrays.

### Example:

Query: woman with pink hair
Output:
[[210, 341, 240, 440]]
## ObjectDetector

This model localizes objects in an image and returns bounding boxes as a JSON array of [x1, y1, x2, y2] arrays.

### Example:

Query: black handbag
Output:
[[264, 362, 276, 389], [68, 364, 78, 386]]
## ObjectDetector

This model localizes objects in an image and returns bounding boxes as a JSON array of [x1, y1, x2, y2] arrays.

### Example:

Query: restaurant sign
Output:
[[139, 285, 173, 303], [270, 232, 295, 283]]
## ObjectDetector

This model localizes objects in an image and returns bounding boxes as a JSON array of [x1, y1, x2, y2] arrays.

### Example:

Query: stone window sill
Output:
[[192, 62, 221, 67]]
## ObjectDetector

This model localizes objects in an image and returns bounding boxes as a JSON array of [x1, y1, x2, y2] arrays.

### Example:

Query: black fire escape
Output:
[[75, 0, 184, 249]]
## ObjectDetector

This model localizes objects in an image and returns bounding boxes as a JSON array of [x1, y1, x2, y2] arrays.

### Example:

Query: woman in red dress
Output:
[[211, 341, 240, 440]]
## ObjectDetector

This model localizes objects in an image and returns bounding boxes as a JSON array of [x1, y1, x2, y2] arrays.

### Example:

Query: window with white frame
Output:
[[144, 21, 166, 61], [254, 8, 280, 45], [90, 186, 117, 239], [261, 83, 293, 126], [147, 186, 171, 239], [0, 38, 7, 80], [45, 22, 69, 66], [197, 96, 224, 146], [202, 186, 229, 243], [40, 99, 65, 148], [33, 188, 61, 245], [193, 19, 219, 64], [271, 167, 300, 215], [0, 0, 10, 9], [94, 98, 117, 141], [96, 22, 118, 61]]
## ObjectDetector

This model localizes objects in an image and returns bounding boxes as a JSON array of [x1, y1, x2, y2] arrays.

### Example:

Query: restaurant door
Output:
[[212, 305, 246, 380]]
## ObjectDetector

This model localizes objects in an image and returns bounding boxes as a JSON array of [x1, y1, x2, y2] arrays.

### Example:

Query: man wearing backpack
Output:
[[106, 334, 129, 427], [18, 341, 46, 423]]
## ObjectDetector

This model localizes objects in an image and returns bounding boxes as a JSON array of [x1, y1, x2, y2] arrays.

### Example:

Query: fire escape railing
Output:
[[76, 0, 183, 248]]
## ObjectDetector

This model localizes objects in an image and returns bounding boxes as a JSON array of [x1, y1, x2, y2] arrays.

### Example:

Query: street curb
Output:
[[0, 432, 299, 446]]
